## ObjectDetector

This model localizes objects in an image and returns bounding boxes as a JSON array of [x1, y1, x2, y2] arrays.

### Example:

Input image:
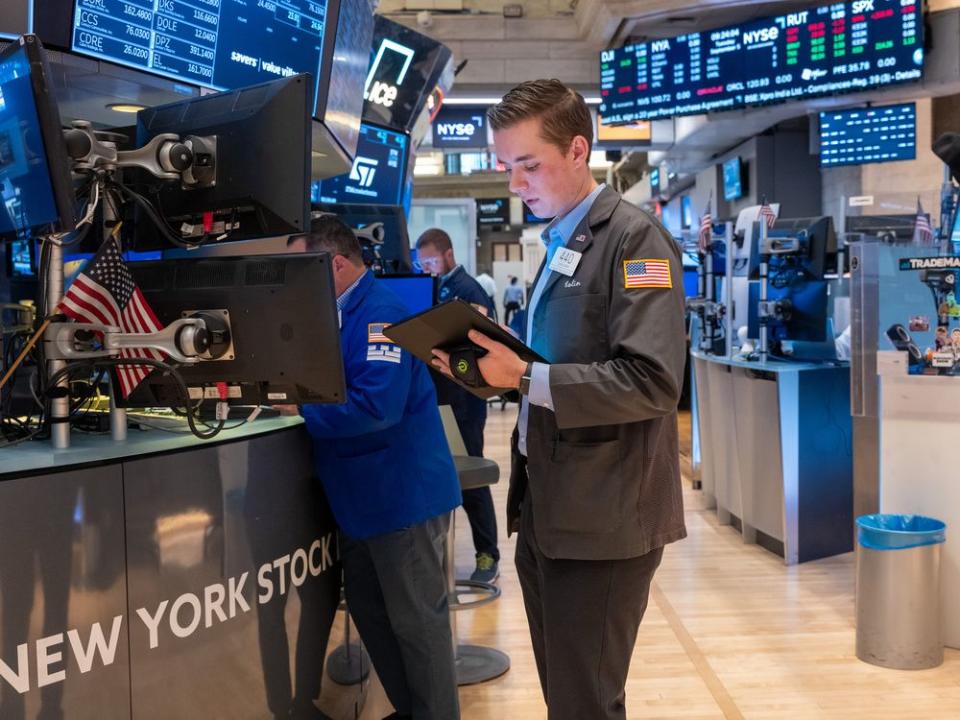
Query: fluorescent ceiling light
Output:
[[106, 103, 147, 113], [444, 96, 601, 106]]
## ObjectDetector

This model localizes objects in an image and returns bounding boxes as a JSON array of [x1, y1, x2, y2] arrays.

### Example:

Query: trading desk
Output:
[[0, 417, 346, 719], [690, 351, 853, 564]]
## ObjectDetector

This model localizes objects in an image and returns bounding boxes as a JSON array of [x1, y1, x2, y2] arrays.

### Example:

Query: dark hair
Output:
[[415, 227, 453, 253], [510, 276, 518, 284], [288, 214, 362, 263], [487, 79, 593, 151]]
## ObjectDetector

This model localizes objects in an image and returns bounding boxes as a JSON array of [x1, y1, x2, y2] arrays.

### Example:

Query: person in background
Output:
[[475, 271, 497, 307], [291, 216, 461, 720], [503, 275, 525, 326], [415, 228, 501, 583]]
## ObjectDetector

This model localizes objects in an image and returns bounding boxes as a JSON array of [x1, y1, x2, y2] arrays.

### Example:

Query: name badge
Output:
[[549, 247, 582, 277]]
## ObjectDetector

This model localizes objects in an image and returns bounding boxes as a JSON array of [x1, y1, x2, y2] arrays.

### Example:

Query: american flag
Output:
[[624, 259, 672, 289], [759, 199, 777, 229], [60, 238, 165, 398], [698, 206, 712, 253], [913, 198, 934, 245], [368, 323, 391, 343]]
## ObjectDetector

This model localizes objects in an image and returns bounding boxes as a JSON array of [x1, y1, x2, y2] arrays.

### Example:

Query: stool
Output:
[[326, 596, 371, 686], [446, 455, 511, 685]]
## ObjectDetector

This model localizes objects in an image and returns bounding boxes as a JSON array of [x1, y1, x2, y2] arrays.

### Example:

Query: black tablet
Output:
[[384, 299, 546, 399]]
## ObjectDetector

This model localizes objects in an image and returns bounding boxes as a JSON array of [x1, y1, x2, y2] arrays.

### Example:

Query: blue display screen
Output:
[[432, 106, 488, 149], [523, 203, 546, 224], [70, 0, 328, 109], [722, 157, 742, 201], [0, 45, 60, 240], [650, 168, 660, 196], [315, 123, 407, 206], [599, 0, 923, 124], [377, 274, 435, 315], [820, 102, 916, 167], [477, 198, 509, 226]]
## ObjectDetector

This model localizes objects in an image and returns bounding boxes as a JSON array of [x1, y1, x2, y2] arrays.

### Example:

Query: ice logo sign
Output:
[[350, 156, 379, 188], [364, 39, 416, 109]]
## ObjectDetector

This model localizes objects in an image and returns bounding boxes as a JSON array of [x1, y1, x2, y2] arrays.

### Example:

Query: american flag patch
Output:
[[624, 259, 672, 289], [368, 322, 391, 343]]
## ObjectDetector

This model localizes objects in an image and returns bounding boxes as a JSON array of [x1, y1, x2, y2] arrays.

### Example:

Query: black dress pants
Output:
[[515, 502, 664, 720], [340, 515, 459, 720], [448, 392, 500, 562]]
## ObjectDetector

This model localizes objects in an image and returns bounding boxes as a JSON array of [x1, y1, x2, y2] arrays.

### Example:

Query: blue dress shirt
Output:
[[518, 183, 606, 456]]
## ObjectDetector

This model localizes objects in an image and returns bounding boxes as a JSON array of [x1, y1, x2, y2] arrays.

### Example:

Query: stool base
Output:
[[326, 642, 370, 685], [455, 644, 510, 685]]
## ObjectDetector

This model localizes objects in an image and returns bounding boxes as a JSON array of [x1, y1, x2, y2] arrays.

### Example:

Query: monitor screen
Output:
[[432, 106, 488, 149], [376, 273, 436, 315], [595, 113, 651, 146], [820, 102, 916, 167], [315, 123, 408, 206], [681, 196, 693, 229], [70, 0, 330, 108], [0, 37, 76, 242], [362, 15, 453, 132], [650, 168, 661, 197], [477, 198, 509, 227], [722, 158, 743, 201], [599, 0, 924, 124], [7, 236, 34, 275]]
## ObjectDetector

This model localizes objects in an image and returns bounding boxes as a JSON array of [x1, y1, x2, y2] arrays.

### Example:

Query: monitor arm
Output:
[[45, 311, 233, 364], [63, 121, 216, 187]]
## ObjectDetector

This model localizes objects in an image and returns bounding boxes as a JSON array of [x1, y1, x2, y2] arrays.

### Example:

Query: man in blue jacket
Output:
[[292, 215, 461, 720], [415, 228, 501, 584]]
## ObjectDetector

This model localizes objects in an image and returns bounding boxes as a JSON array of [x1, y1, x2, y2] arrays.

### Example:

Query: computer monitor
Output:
[[116, 253, 345, 408], [134, 74, 312, 248], [747, 280, 830, 345], [314, 123, 409, 206], [318, 202, 412, 274], [376, 273, 437, 316], [0, 36, 77, 242], [722, 157, 743, 201], [748, 216, 837, 280], [846, 214, 919, 243]]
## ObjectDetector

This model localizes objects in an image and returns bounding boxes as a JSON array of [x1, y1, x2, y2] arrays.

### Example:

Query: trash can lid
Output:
[[856, 514, 946, 551]]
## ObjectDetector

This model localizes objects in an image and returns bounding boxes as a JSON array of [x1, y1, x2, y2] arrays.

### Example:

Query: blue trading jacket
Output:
[[301, 271, 462, 540]]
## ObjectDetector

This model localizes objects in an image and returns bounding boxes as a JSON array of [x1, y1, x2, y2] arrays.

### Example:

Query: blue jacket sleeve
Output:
[[300, 310, 412, 439]]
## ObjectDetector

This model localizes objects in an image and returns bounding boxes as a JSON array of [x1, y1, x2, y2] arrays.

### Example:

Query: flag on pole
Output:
[[759, 197, 777, 229], [59, 237, 165, 398], [913, 197, 934, 245], [698, 202, 712, 253]]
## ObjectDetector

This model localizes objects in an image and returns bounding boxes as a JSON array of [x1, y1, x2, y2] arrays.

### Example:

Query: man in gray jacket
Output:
[[432, 79, 687, 720]]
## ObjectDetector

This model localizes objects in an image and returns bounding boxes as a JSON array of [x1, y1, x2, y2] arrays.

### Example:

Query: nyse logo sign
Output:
[[350, 156, 379, 188], [436, 116, 484, 138], [364, 39, 415, 109]]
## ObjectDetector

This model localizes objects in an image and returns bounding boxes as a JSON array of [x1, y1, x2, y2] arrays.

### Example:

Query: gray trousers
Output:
[[340, 514, 460, 720], [515, 503, 664, 720]]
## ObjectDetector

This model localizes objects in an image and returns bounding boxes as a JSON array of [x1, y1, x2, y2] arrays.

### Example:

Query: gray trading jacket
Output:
[[507, 185, 688, 560]]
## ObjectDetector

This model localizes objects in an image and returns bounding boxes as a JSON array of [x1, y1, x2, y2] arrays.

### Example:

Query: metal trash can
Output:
[[855, 514, 946, 670]]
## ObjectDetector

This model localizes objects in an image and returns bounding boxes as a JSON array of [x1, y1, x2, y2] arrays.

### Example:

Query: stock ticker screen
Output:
[[71, 0, 328, 99], [315, 123, 408, 206], [599, 0, 923, 124], [819, 101, 916, 166]]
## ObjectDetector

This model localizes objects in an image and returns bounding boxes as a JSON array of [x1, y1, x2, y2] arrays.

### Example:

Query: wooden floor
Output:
[[342, 407, 960, 719]]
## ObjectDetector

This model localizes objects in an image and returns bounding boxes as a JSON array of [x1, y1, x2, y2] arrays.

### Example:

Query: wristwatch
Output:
[[518, 362, 534, 396]]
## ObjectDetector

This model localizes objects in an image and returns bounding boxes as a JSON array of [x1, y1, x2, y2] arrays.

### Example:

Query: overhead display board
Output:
[[361, 14, 453, 132], [820, 101, 916, 166], [432, 106, 488, 149], [599, 0, 923, 124], [314, 122, 408, 206], [70, 0, 329, 99], [477, 198, 509, 226]]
